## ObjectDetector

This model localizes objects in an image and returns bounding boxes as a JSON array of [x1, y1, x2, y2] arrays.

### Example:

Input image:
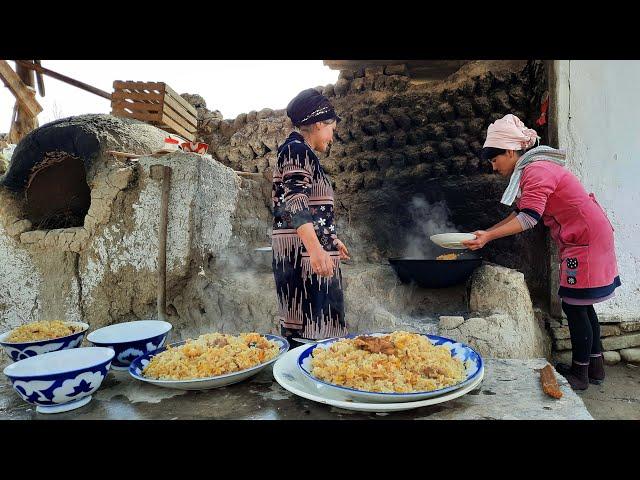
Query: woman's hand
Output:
[[335, 239, 350, 260], [462, 230, 493, 250], [309, 247, 335, 277]]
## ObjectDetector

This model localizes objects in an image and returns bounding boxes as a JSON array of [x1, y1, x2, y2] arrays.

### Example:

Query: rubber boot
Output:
[[588, 354, 605, 385], [555, 362, 590, 391]]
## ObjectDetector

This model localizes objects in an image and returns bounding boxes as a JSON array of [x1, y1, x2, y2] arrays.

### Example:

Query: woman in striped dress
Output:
[[272, 89, 350, 346]]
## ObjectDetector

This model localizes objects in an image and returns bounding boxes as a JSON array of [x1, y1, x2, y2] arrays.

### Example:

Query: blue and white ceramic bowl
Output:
[[87, 320, 172, 370], [0, 322, 89, 362], [3, 347, 115, 414], [129, 334, 289, 390], [297, 332, 483, 403]]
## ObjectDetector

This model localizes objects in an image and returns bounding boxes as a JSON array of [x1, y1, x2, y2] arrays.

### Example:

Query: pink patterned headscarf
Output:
[[483, 114, 540, 150]]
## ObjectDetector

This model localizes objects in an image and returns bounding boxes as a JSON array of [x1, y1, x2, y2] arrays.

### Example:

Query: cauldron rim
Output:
[[388, 255, 482, 263]]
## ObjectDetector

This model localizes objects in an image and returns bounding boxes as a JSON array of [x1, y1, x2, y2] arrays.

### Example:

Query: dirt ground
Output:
[[578, 363, 640, 420]]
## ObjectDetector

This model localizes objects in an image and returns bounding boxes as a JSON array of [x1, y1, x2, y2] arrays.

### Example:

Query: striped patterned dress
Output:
[[271, 132, 348, 340]]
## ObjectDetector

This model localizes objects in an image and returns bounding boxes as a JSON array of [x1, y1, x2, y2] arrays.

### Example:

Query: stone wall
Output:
[[438, 264, 551, 359], [549, 314, 640, 366], [555, 61, 640, 323], [187, 60, 550, 305], [0, 61, 562, 361], [0, 134, 9, 175], [0, 118, 470, 340]]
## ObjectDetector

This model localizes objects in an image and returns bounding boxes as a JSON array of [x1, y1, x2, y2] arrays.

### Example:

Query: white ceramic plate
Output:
[[128, 335, 289, 390], [274, 345, 484, 413], [430, 233, 476, 249]]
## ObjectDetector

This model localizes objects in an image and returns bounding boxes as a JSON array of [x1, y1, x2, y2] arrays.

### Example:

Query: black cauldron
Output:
[[388, 253, 482, 288]]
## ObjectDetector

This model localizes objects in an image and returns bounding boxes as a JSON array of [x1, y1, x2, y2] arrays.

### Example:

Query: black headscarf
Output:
[[480, 146, 506, 161], [286, 88, 341, 127]]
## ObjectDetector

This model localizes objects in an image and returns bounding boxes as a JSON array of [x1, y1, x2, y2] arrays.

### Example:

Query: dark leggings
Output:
[[561, 302, 604, 363]]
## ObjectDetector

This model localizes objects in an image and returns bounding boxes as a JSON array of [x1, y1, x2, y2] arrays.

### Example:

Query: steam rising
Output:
[[402, 197, 459, 258]]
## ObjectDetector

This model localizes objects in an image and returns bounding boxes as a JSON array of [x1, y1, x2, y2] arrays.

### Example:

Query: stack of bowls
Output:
[[1, 319, 173, 413]]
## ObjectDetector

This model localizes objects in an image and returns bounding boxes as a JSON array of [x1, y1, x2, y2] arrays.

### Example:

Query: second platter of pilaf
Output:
[[142, 332, 281, 380], [310, 331, 466, 393]]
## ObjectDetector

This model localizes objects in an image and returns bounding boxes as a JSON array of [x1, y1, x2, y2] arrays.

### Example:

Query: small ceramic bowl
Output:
[[0, 322, 89, 362], [3, 347, 114, 414], [86, 320, 172, 370]]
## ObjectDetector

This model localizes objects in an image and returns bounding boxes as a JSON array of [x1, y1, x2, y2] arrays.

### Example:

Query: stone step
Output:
[[619, 348, 640, 363], [620, 321, 640, 333], [553, 350, 621, 366], [602, 333, 640, 352], [554, 332, 640, 352], [551, 324, 621, 341]]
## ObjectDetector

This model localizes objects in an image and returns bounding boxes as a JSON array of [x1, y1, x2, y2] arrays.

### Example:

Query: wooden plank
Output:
[[8, 61, 39, 143], [113, 80, 165, 93], [112, 90, 163, 103], [163, 93, 197, 128], [111, 108, 162, 123], [107, 150, 175, 160], [107, 150, 144, 159], [162, 103, 197, 133], [0, 60, 43, 117], [127, 90, 160, 109], [160, 113, 195, 141], [34, 60, 45, 97], [111, 100, 163, 113], [15, 60, 111, 100], [163, 83, 197, 116], [112, 97, 194, 141], [111, 106, 192, 140]]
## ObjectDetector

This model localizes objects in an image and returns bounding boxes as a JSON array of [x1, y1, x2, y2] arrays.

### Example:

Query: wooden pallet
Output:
[[110, 81, 197, 141]]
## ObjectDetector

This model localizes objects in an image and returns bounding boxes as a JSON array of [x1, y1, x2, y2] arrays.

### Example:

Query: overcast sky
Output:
[[0, 60, 339, 134]]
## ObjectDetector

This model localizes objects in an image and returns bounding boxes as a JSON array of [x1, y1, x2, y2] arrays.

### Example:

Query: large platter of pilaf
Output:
[[297, 331, 483, 403], [128, 332, 289, 390]]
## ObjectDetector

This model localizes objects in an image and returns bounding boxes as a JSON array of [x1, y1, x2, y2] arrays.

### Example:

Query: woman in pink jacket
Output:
[[463, 114, 621, 391]]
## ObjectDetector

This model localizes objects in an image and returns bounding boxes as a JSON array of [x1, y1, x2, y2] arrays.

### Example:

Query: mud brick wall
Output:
[[187, 60, 550, 305]]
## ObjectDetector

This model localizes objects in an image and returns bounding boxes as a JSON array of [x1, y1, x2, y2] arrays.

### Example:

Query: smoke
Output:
[[402, 197, 459, 258]]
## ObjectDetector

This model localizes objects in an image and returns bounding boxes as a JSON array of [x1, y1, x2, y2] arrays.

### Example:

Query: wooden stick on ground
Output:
[[539, 364, 563, 399], [150, 164, 172, 322]]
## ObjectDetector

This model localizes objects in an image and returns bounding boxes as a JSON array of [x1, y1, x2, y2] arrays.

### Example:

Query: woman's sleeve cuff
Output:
[[292, 211, 314, 229]]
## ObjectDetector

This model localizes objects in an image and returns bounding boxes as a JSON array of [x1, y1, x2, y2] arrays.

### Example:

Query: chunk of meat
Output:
[[206, 337, 228, 348], [354, 335, 396, 355], [422, 366, 435, 377]]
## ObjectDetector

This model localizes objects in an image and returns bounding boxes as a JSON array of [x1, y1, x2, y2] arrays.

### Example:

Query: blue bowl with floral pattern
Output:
[[87, 320, 172, 370], [3, 347, 114, 414], [0, 322, 89, 362]]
